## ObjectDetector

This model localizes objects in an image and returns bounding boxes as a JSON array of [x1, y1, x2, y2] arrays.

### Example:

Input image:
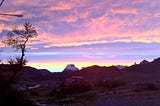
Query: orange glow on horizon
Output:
[[27, 61, 132, 72]]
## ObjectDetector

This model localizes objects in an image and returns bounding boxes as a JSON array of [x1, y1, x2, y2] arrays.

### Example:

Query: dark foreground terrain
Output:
[[1, 58, 160, 106]]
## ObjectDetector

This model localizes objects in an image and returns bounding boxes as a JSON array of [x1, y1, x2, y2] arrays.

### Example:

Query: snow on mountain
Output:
[[116, 65, 128, 69], [63, 64, 79, 72]]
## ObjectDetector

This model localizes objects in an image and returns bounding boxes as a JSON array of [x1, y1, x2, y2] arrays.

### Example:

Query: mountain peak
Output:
[[116, 65, 128, 69], [152, 57, 160, 63], [139, 60, 150, 65], [63, 64, 79, 72]]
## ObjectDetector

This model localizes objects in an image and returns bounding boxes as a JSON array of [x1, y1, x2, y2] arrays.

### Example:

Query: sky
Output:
[[0, 0, 160, 72]]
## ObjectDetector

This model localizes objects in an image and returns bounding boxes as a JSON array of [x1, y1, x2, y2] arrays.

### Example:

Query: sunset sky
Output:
[[0, 0, 160, 72]]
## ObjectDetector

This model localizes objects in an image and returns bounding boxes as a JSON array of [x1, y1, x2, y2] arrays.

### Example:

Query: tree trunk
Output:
[[20, 47, 25, 66]]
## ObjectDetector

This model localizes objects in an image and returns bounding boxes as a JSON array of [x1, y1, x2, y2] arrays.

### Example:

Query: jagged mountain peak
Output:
[[63, 64, 79, 72], [139, 60, 150, 65]]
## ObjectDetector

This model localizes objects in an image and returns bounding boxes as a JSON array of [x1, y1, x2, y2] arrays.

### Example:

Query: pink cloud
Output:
[[1, 0, 160, 48], [33, 25, 160, 47], [110, 8, 138, 15], [50, 2, 72, 11], [0, 15, 10, 21], [132, 0, 149, 5], [0, 23, 13, 33], [9, 0, 47, 7], [58, 15, 78, 23], [0, 23, 5, 32]]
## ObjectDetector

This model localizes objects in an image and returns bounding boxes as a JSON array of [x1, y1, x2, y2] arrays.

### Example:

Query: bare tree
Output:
[[0, 0, 4, 7], [2, 22, 38, 85], [0, 0, 23, 17]]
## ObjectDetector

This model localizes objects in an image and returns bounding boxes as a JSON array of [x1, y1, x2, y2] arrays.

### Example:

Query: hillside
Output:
[[1, 57, 160, 106], [1, 57, 160, 84]]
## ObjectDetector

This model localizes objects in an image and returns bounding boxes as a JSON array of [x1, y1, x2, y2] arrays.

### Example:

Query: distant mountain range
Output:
[[0, 57, 160, 85]]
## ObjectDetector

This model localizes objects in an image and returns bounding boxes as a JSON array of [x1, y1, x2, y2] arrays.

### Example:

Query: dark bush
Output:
[[50, 89, 60, 96], [63, 81, 92, 95], [30, 91, 39, 96], [50, 80, 92, 96], [103, 79, 125, 89], [94, 80, 104, 87], [0, 88, 35, 106], [146, 83, 157, 90], [133, 82, 157, 92], [94, 79, 125, 89]]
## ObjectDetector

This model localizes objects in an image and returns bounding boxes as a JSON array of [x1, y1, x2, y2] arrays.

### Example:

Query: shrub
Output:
[[94, 79, 125, 89], [133, 82, 157, 92], [146, 83, 157, 90], [50, 80, 92, 96], [63, 81, 92, 95], [30, 91, 39, 96], [94, 80, 104, 87], [50, 89, 60, 97], [0, 88, 35, 106]]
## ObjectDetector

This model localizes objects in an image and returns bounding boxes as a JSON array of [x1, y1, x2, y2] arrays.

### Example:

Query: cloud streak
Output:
[[0, 0, 160, 47], [1, 0, 160, 71]]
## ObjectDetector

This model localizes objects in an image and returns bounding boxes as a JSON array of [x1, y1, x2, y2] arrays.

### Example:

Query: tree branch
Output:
[[0, 0, 4, 7]]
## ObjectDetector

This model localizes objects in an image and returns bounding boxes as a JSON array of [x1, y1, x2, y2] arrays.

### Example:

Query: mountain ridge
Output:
[[0, 57, 160, 84]]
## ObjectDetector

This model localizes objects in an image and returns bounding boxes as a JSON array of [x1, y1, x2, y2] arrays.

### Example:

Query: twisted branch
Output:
[[0, 0, 4, 7]]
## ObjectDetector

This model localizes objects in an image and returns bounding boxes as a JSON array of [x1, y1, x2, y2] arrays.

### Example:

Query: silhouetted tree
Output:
[[2, 22, 38, 85], [0, 0, 5, 7]]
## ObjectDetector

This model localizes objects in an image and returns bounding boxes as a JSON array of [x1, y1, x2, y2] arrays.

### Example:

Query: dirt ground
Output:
[[42, 90, 160, 106]]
